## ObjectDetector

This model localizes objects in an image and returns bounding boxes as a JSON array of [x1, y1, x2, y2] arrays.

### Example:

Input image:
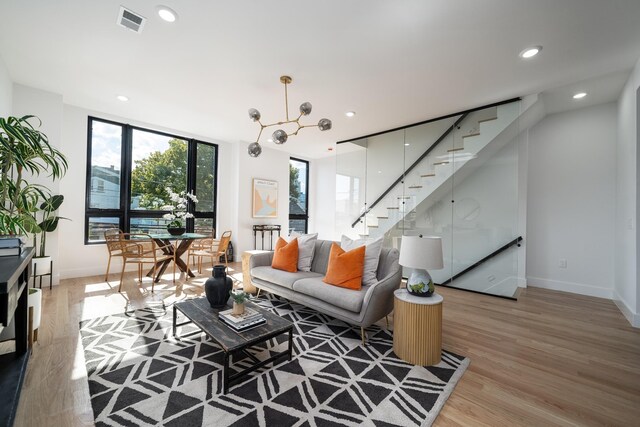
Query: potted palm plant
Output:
[[0, 115, 67, 235]]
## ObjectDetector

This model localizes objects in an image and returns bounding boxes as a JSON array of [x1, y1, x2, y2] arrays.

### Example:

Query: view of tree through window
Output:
[[289, 158, 308, 234], [130, 131, 187, 210], [85, 117, 217, 243]]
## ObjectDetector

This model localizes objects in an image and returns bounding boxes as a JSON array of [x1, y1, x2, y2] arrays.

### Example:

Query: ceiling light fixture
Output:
[[157, 6, 178, 22], [573, 92, 587, 99], [117, 95, 129, 102], [247, 75, 332, 157], [519, 46, 542, 59], [404, 143, 410, 146], [345, 111, 356, 118]]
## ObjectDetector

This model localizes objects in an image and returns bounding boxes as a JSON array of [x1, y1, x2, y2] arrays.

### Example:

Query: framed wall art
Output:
[[252, 178, 278, 218]]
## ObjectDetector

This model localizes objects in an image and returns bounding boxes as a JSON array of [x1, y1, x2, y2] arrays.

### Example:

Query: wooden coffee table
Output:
[[173, 297, 293, 394]]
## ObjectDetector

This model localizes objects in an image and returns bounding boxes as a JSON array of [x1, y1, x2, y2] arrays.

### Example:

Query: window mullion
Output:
[[122, 124, 132, 233]]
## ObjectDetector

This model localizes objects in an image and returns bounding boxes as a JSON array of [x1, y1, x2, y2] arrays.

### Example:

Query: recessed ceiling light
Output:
[[519, 46, 542, 59], [117, 95, 129, 102], [404, 143, 410, 146], [157, 6, 178, 22], [267, 138, 273, 143], [345, 111, 356, 118], [378, 170, 382, 174], [573, 92, 587, 99]]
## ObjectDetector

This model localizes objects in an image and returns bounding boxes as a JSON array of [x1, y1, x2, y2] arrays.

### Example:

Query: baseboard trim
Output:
[[526, 276, 613, 299], [612, 290, 640, 328]]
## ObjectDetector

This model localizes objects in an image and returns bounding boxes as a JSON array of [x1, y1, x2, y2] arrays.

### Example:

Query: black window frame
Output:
[[85, 116, 218, 244], [289, 157, 309, 234]]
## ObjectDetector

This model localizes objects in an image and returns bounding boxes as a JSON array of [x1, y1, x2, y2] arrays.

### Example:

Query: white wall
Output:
[[0, 55, 11, 116], [527, 102, 617, 298], [234, 142, 290, 256], [615, 58, 640, 327], [12, 84, 64, 283], [58, 104, 236, 279], [309, 155, 337, 240]]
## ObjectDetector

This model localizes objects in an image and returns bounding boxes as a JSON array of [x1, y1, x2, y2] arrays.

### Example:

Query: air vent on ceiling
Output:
[[117, 6, 146, 33]]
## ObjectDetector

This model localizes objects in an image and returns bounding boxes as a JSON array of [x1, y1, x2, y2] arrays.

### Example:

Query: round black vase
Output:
[[204, 265, 233, 308], [167, 227, 186, 236]]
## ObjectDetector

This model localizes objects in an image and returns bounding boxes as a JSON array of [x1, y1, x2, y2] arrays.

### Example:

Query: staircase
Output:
[[353, 101, 523, 239]]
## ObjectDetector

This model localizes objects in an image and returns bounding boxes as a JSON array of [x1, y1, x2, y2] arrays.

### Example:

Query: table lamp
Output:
[[399, 235, 443, 297]]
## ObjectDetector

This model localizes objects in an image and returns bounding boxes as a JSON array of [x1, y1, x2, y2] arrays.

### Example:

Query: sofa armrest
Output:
[[249, 251, 274, 270], [359, 268, 403, 328]]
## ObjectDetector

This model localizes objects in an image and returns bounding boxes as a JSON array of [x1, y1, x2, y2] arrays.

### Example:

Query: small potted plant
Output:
[[229, 290, 250, 315], [31, 194, 68, 278], [161, 187, 198, 235]]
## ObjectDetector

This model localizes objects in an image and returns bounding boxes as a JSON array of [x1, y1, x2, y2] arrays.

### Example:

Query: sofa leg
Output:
[[360, 327, 366, 346], [256, 288, 261, 298], [385, 315, 389, 330]]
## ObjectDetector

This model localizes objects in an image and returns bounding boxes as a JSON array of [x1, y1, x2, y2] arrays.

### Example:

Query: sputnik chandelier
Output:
[[247, 75, 332, 157]]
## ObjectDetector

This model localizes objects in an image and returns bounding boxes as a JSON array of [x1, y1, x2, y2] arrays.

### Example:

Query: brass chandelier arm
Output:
[[254, 126, 264, 144], [259, 118, 301, 129]]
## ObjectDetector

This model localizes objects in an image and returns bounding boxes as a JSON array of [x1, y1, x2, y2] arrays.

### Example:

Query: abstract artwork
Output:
[[253, 178, 278, 218]]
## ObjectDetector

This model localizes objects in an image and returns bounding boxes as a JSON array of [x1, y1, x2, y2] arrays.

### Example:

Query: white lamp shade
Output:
[[399, 235, 444, 270]]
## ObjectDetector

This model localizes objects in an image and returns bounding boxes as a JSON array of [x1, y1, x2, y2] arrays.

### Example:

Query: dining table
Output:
[[144, 232, 206, 282]]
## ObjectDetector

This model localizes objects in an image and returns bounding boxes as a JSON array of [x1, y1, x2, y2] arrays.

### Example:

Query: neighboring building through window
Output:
[[85, 117, 218, 243], [289, 158, 309, 234]]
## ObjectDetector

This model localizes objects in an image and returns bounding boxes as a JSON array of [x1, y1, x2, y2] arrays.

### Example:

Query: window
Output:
[[289, 158, 309, 234], [85, 117, 218, 243]]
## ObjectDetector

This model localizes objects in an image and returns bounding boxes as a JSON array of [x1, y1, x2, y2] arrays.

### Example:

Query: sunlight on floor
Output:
[[77, 263, 244, 323]]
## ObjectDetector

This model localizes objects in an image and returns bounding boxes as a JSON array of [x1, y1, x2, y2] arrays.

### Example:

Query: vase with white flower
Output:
[[162, 188, 198, 236]]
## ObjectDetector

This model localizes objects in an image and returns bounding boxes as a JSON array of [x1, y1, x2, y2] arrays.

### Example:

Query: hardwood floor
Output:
[[13, 264, 640, 426]]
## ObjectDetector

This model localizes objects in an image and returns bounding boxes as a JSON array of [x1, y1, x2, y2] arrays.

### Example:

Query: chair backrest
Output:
[[104, 228, 123, 253], [218, 231, 232, 253], [118, 233, 155, 257], [192, 237, 215, 251]]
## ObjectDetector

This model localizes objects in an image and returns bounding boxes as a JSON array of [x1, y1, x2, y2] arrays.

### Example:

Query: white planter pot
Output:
[[28, 288, 42, 330], [32, 256, 52, 276]]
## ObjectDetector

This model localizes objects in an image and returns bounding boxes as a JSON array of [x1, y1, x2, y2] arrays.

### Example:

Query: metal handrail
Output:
[[351, 113, 468, 228], [438, 236, 523, 286]]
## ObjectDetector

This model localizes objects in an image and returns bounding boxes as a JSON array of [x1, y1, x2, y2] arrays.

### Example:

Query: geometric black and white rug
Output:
[[80, 293, 469, 427]]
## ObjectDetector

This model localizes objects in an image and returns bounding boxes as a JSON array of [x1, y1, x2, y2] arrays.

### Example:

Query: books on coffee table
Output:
[[219, 307, 266, 331], [220, 316, 266, 332]]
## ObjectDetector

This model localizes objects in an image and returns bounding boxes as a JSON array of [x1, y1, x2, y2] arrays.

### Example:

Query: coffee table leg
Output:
[[288, 328, 293, 361], [173, 305, 177, 338], [223, 352, 230, 394]]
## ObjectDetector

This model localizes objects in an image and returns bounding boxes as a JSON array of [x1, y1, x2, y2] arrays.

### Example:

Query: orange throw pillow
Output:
[[323, 243, 365, 290], [271, 237, 299, 272]]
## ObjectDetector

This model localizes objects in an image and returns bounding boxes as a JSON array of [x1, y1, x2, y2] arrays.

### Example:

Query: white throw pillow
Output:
[[340, 235, 383, 287], [288, 232, 318, 272]]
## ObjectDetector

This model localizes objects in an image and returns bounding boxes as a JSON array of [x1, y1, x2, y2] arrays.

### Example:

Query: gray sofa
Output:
[[248, 239, 402, 343]]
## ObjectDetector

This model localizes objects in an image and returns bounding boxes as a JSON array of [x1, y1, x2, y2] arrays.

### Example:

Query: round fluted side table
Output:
[[393, 289, 443, 366]]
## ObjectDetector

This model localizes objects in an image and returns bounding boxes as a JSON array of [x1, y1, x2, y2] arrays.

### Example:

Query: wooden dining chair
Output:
[[104, 228, 123, 281], [117, 233, 176, 292], [186, 231, 232, 276]]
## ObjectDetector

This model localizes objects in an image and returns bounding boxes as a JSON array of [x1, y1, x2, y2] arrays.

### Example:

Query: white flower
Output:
[[163, 213, 176, 220], [160, 205, 174, 211], [186, 192, 199, 204], [184, 213, 194, 219]]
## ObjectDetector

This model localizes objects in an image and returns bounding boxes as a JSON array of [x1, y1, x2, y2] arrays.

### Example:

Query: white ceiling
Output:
[[1, 0, 639, 158]]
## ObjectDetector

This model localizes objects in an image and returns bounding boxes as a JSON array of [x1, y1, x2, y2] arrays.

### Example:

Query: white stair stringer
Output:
[[361, 98, 540, 240]]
